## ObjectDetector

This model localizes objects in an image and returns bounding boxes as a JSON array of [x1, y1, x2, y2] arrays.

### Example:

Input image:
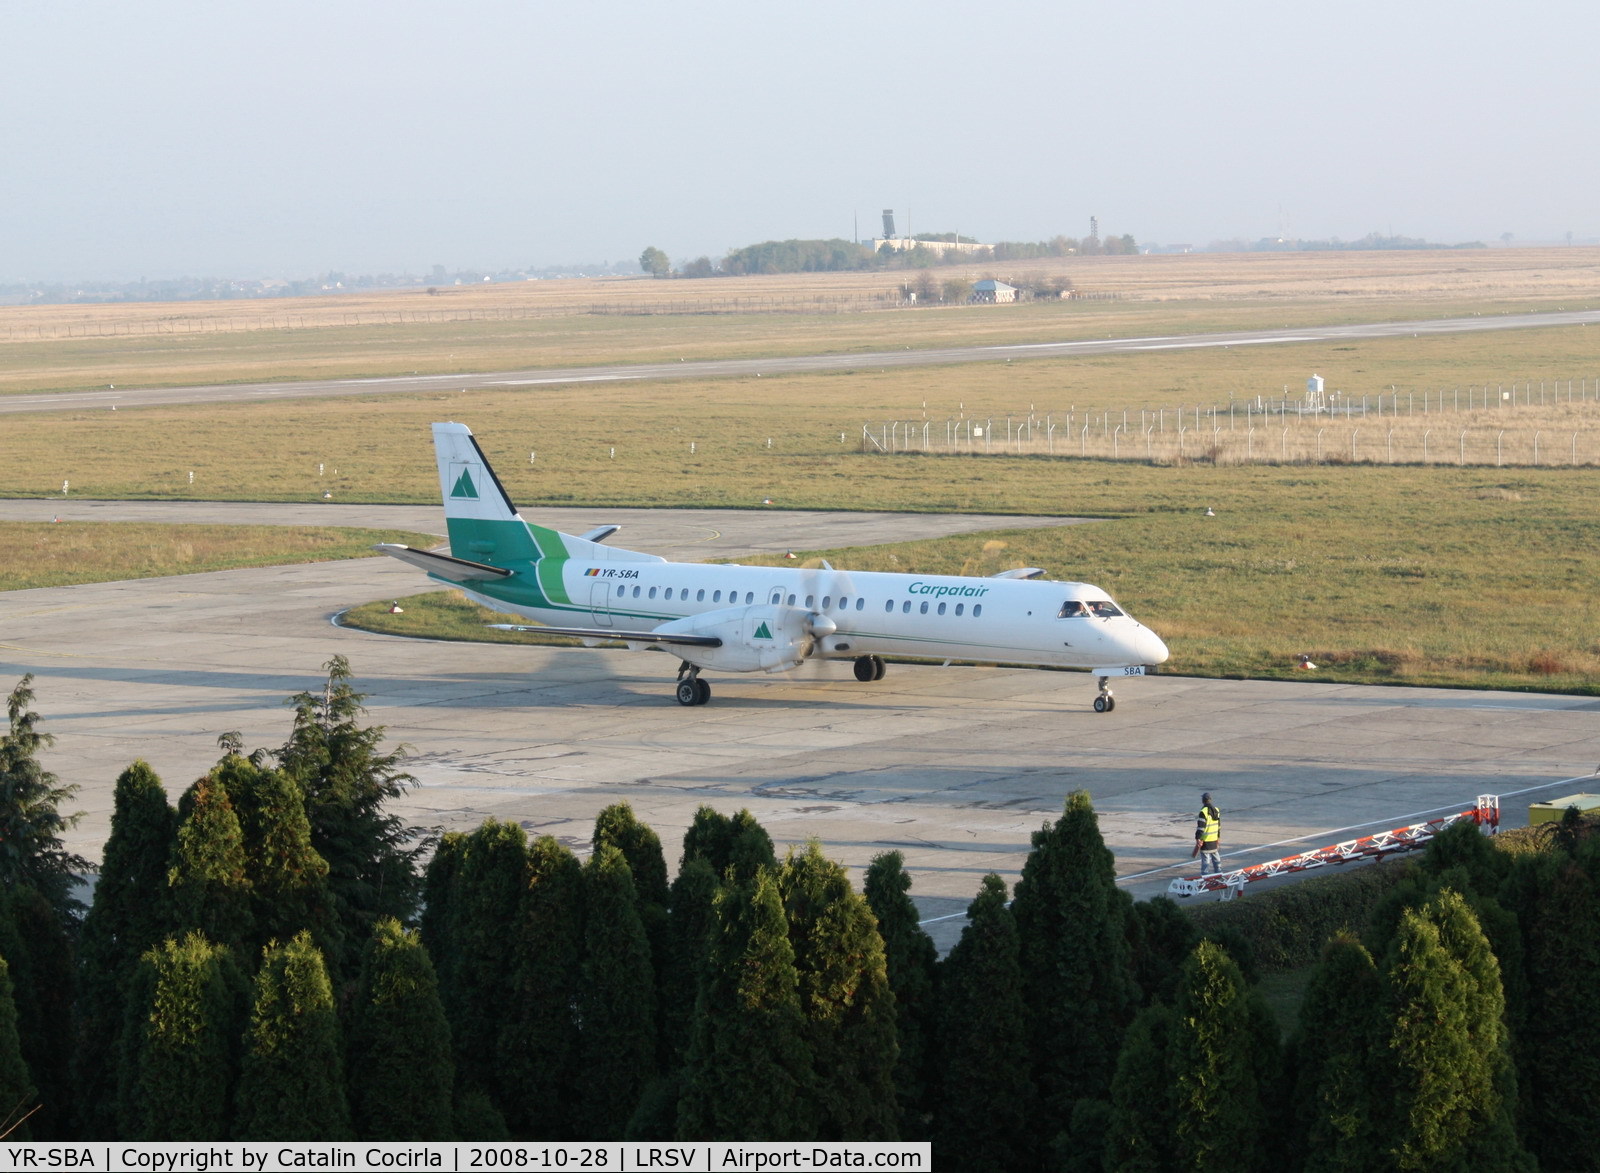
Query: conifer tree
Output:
[[0, 675, 88, 924], [1289, 934, 1385, 1172], [1103, 1004, 1178, 1173], [72, 761, 177, 1138], [1011, 790, 1136, 1115], [682, 806, 774, 885], [1380, 894, 1530, 1171], [117, 933, 250, 1141], [594, 803, 672, 1058], [277, 656, 421, 970], [498, 835, 585, 1138], [1169, 941, 1275, 1173], [1520, 863, 1600, 1169], [0, 955, 37, 1141], [419, 830, 467, 997], [579, 843, 657, 1138], [932, 874, 1035, 1172], [0, 885, 75, 1138], [660, 855, 719, 1068], [443, 820, 528, 1111], [1127, 894, 1198, 1006], [678, 870, 814, 1141], [863, 850, 937, 1137], [219, 754, 337, 959], [346, 919, 454, 1141], [168, 771, 254, 950], [780, 842, 898, 1140], [235, 931, 351, 1141]]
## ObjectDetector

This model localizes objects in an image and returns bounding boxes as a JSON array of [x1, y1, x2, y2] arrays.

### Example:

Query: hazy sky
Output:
[[3, 0, 1596, 282]]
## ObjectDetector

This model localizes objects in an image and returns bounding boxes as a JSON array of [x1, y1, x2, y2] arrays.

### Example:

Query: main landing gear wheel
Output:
[[1093, 677, 1116, 713], [853, 655, 887, 683], [675, 663, 712, 706], [675, 677, 711, 706]]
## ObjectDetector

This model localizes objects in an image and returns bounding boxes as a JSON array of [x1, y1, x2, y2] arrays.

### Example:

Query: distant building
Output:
[[873, 238, 988, 256], [970, 279, 1017, 304]]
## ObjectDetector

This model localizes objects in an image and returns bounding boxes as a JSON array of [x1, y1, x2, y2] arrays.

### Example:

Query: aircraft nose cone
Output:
[[1140, 626, 1170, 665]]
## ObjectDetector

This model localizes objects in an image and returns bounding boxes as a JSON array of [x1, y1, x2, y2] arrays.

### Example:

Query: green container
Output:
[[1529, 793, 1600, 825]]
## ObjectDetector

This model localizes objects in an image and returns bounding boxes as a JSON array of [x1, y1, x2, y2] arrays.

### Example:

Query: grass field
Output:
[[2, 248, 1597, 395], [0, 522, 438, 590], [2, 322, 1598, 504]]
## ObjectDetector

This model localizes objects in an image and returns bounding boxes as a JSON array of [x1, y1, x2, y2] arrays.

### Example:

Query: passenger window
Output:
[[697, 589, 705, 602], [787, 593, 796, 606], [746, 592, 754, 604], [822, 596, 831, 610], [955, 603, 964, 616], [920, 601, 929, 615], [648, 587, 657, 599], [901, 601, 911, 614], [974, 604, 983, 617], [885, 600, 894, 613], [938, 602, 946, 615], [856, 598, 864, 611], [632, 586, 640, 598], [805, 595, 815, 608], [617, 585, 625, 597]]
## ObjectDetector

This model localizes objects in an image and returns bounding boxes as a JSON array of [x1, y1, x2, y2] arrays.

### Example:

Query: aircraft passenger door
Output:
[[589, 580, 614, 627]]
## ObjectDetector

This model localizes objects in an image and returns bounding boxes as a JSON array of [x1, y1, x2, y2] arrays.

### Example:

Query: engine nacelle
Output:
[[653, 604, 832, 673]]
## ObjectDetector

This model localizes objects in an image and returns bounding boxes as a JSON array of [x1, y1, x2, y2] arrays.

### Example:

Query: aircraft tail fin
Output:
[[430, 422, 661, 567], [432, 422, 547, 564]]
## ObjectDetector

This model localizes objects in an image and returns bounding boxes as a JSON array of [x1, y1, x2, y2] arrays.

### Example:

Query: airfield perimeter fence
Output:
[[862, 377, 1600, 468]]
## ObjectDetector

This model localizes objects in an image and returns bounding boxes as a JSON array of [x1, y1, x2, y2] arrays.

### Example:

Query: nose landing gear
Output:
[[1093, 676, 1116, 713]]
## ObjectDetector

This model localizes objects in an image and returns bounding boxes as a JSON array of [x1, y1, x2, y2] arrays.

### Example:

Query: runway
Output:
[[5, 308, 1599, 414], [4, 502, 1597, 947]]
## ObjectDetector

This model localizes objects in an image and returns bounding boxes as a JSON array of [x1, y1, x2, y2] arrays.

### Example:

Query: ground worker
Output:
[[1194, 792, 1222, 876]]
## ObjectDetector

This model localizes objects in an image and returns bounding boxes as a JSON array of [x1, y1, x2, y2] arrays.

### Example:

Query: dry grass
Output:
[[0, 522, 437, 590], [2, 247, 1597, 396]]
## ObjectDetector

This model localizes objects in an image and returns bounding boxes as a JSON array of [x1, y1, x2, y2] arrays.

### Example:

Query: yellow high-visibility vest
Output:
[[1198, 806, 1220, 844]]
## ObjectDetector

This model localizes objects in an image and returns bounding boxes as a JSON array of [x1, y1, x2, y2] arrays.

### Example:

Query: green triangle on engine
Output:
[[753, 622, 773, 640], [450, 469, 479, 499]]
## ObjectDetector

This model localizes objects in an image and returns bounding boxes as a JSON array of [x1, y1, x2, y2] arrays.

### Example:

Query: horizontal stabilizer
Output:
[[374, 544, 515, 582], [579, 525, 621, 544], [485, 623, 723, 649]]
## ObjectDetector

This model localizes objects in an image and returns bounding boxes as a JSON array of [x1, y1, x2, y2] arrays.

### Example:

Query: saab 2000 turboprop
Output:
[[376, 422, 1169, 709]]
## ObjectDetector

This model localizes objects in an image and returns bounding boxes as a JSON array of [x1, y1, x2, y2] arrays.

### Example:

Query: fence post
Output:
[[1460, 430, 1467, 466], [1423, 430, 1431, 464]]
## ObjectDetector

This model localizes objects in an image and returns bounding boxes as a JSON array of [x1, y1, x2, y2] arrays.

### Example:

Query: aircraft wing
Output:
[[486, 623, 723, 649], [374, 543, 515, 583]]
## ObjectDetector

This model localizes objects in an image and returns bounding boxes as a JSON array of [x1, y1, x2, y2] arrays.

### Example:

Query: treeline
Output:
[[1, 662, 1596, 1169], [642, 232, 1140, 280]]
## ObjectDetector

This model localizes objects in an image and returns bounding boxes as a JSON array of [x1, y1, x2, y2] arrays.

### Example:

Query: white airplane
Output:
[[377, 422, 1169, 709]]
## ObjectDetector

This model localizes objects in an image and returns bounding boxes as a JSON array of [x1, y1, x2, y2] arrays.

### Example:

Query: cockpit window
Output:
[[1059, 599, 1124, 618]]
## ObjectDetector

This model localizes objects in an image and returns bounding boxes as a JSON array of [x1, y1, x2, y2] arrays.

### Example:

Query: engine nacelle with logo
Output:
[[652, 604, 836, 673]]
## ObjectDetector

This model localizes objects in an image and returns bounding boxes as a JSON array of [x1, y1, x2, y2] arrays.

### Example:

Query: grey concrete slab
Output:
[[3, 507, 1598, 958]]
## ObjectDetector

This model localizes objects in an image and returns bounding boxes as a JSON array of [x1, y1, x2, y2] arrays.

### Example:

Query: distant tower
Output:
[[1089, 216, 1100, 244], [882, 209, 897, 240]]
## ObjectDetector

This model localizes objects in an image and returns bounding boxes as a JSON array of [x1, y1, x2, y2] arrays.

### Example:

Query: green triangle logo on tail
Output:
[[753, 622, 773, 640], [450, 468, 479, 499]]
